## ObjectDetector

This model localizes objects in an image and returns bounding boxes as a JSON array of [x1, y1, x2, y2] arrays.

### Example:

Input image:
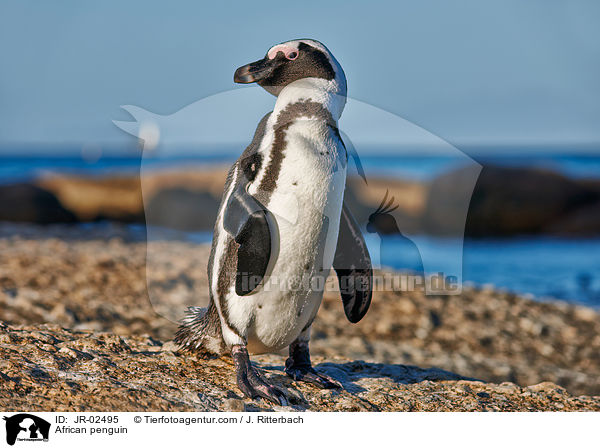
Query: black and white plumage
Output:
[[175, 39, 372, 404]]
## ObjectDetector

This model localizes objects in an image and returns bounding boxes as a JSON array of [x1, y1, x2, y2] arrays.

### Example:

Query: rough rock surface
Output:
[[1, 324, 598, 412], [1, 223, 599, 411]]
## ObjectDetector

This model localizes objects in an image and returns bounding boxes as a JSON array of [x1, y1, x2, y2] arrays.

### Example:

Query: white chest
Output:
[[243, 120, 347, 352]]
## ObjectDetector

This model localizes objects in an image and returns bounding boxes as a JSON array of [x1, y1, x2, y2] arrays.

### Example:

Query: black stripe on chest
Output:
[[259, 100, 339, 195]]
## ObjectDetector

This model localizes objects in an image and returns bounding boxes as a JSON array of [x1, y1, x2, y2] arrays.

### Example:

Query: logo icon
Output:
[[3, 414, 50, 446]]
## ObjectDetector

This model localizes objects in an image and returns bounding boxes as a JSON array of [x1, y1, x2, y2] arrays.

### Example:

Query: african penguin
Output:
[[175, 39, 372, 405]]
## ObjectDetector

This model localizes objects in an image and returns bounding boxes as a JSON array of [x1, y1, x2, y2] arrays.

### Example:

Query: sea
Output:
[[1, 151, 599, 306]]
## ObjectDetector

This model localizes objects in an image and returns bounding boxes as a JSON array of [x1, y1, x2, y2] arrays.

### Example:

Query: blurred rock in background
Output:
[[1, 165, 598, 237]]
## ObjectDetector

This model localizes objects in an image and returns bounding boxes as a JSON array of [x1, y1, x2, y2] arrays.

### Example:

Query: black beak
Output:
[[234, 57, 277, 84]]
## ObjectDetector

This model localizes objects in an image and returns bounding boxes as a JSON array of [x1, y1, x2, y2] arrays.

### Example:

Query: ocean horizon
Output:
[[1, 150, 600, 183]]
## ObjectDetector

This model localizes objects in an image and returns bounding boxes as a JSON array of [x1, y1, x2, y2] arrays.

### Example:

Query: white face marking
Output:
[[265, 39, 347, 113], [267, 44, 299, 60]]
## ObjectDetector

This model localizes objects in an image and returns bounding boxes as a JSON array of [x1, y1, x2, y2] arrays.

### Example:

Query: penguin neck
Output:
[[273, 78, 347, 122]]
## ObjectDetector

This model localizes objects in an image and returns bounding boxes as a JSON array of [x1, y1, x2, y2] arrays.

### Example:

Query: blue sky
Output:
[[0, 0, 599, 153]]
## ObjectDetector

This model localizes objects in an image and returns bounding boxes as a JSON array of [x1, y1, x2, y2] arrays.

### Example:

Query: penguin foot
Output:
[[285, 339, 342, 389], [284, 362, 343, 389], [232, 345, 289, 406]]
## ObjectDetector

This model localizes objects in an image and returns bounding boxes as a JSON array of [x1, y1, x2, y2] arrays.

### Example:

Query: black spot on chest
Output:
[[241, 152, 263, 182]]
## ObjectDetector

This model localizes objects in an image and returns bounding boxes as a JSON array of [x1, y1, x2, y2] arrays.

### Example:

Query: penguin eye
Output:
[[287, 51, 298, 60]]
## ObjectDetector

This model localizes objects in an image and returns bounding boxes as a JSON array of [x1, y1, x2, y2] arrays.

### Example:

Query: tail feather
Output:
[[174, 303, 226, 355]]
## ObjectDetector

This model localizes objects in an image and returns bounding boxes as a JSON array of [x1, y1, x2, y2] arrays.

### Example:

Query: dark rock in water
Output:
[[0, 165, 598, 236], [146, 188, 219, 231], [423, 165, 600, 236], [545, 201, 600, 235], [0, 184, 77, 224], [38, 175, 145, 224]]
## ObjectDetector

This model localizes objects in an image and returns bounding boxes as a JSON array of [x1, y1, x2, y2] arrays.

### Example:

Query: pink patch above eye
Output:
[[267, 45, 298, 60]]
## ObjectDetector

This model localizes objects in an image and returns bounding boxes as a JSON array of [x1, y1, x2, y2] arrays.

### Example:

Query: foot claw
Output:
[[285, 364, 342, 389], [285, 340, 343, 389], [233, 346, 289, 406]]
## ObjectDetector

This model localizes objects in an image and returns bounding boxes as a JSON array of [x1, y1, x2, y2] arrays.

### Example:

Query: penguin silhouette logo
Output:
[[366, 190, 400, 235], [367, 190, 424, 277], [3, 414, 50, 446]]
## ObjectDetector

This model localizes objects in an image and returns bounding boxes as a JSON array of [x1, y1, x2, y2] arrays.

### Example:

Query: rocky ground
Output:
[[2, 323, 598, 412], [1, 222, 599, 411]]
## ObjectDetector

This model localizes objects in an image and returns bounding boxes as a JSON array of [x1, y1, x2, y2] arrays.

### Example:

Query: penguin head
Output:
[[234, 39, 347, 97]]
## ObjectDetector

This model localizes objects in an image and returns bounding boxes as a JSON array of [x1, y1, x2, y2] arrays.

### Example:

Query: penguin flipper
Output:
[[223, 181, 271, 296], [333, 202, 373, 323]]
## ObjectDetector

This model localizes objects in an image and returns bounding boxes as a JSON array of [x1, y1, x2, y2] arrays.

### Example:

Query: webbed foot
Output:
[[284, 339, 342, 389], [232, 345, 289, 406]]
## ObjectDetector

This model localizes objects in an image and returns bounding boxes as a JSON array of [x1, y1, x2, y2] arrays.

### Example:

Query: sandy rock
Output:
[[0, 223, 599, 402], [1, 324, 598, 412]]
